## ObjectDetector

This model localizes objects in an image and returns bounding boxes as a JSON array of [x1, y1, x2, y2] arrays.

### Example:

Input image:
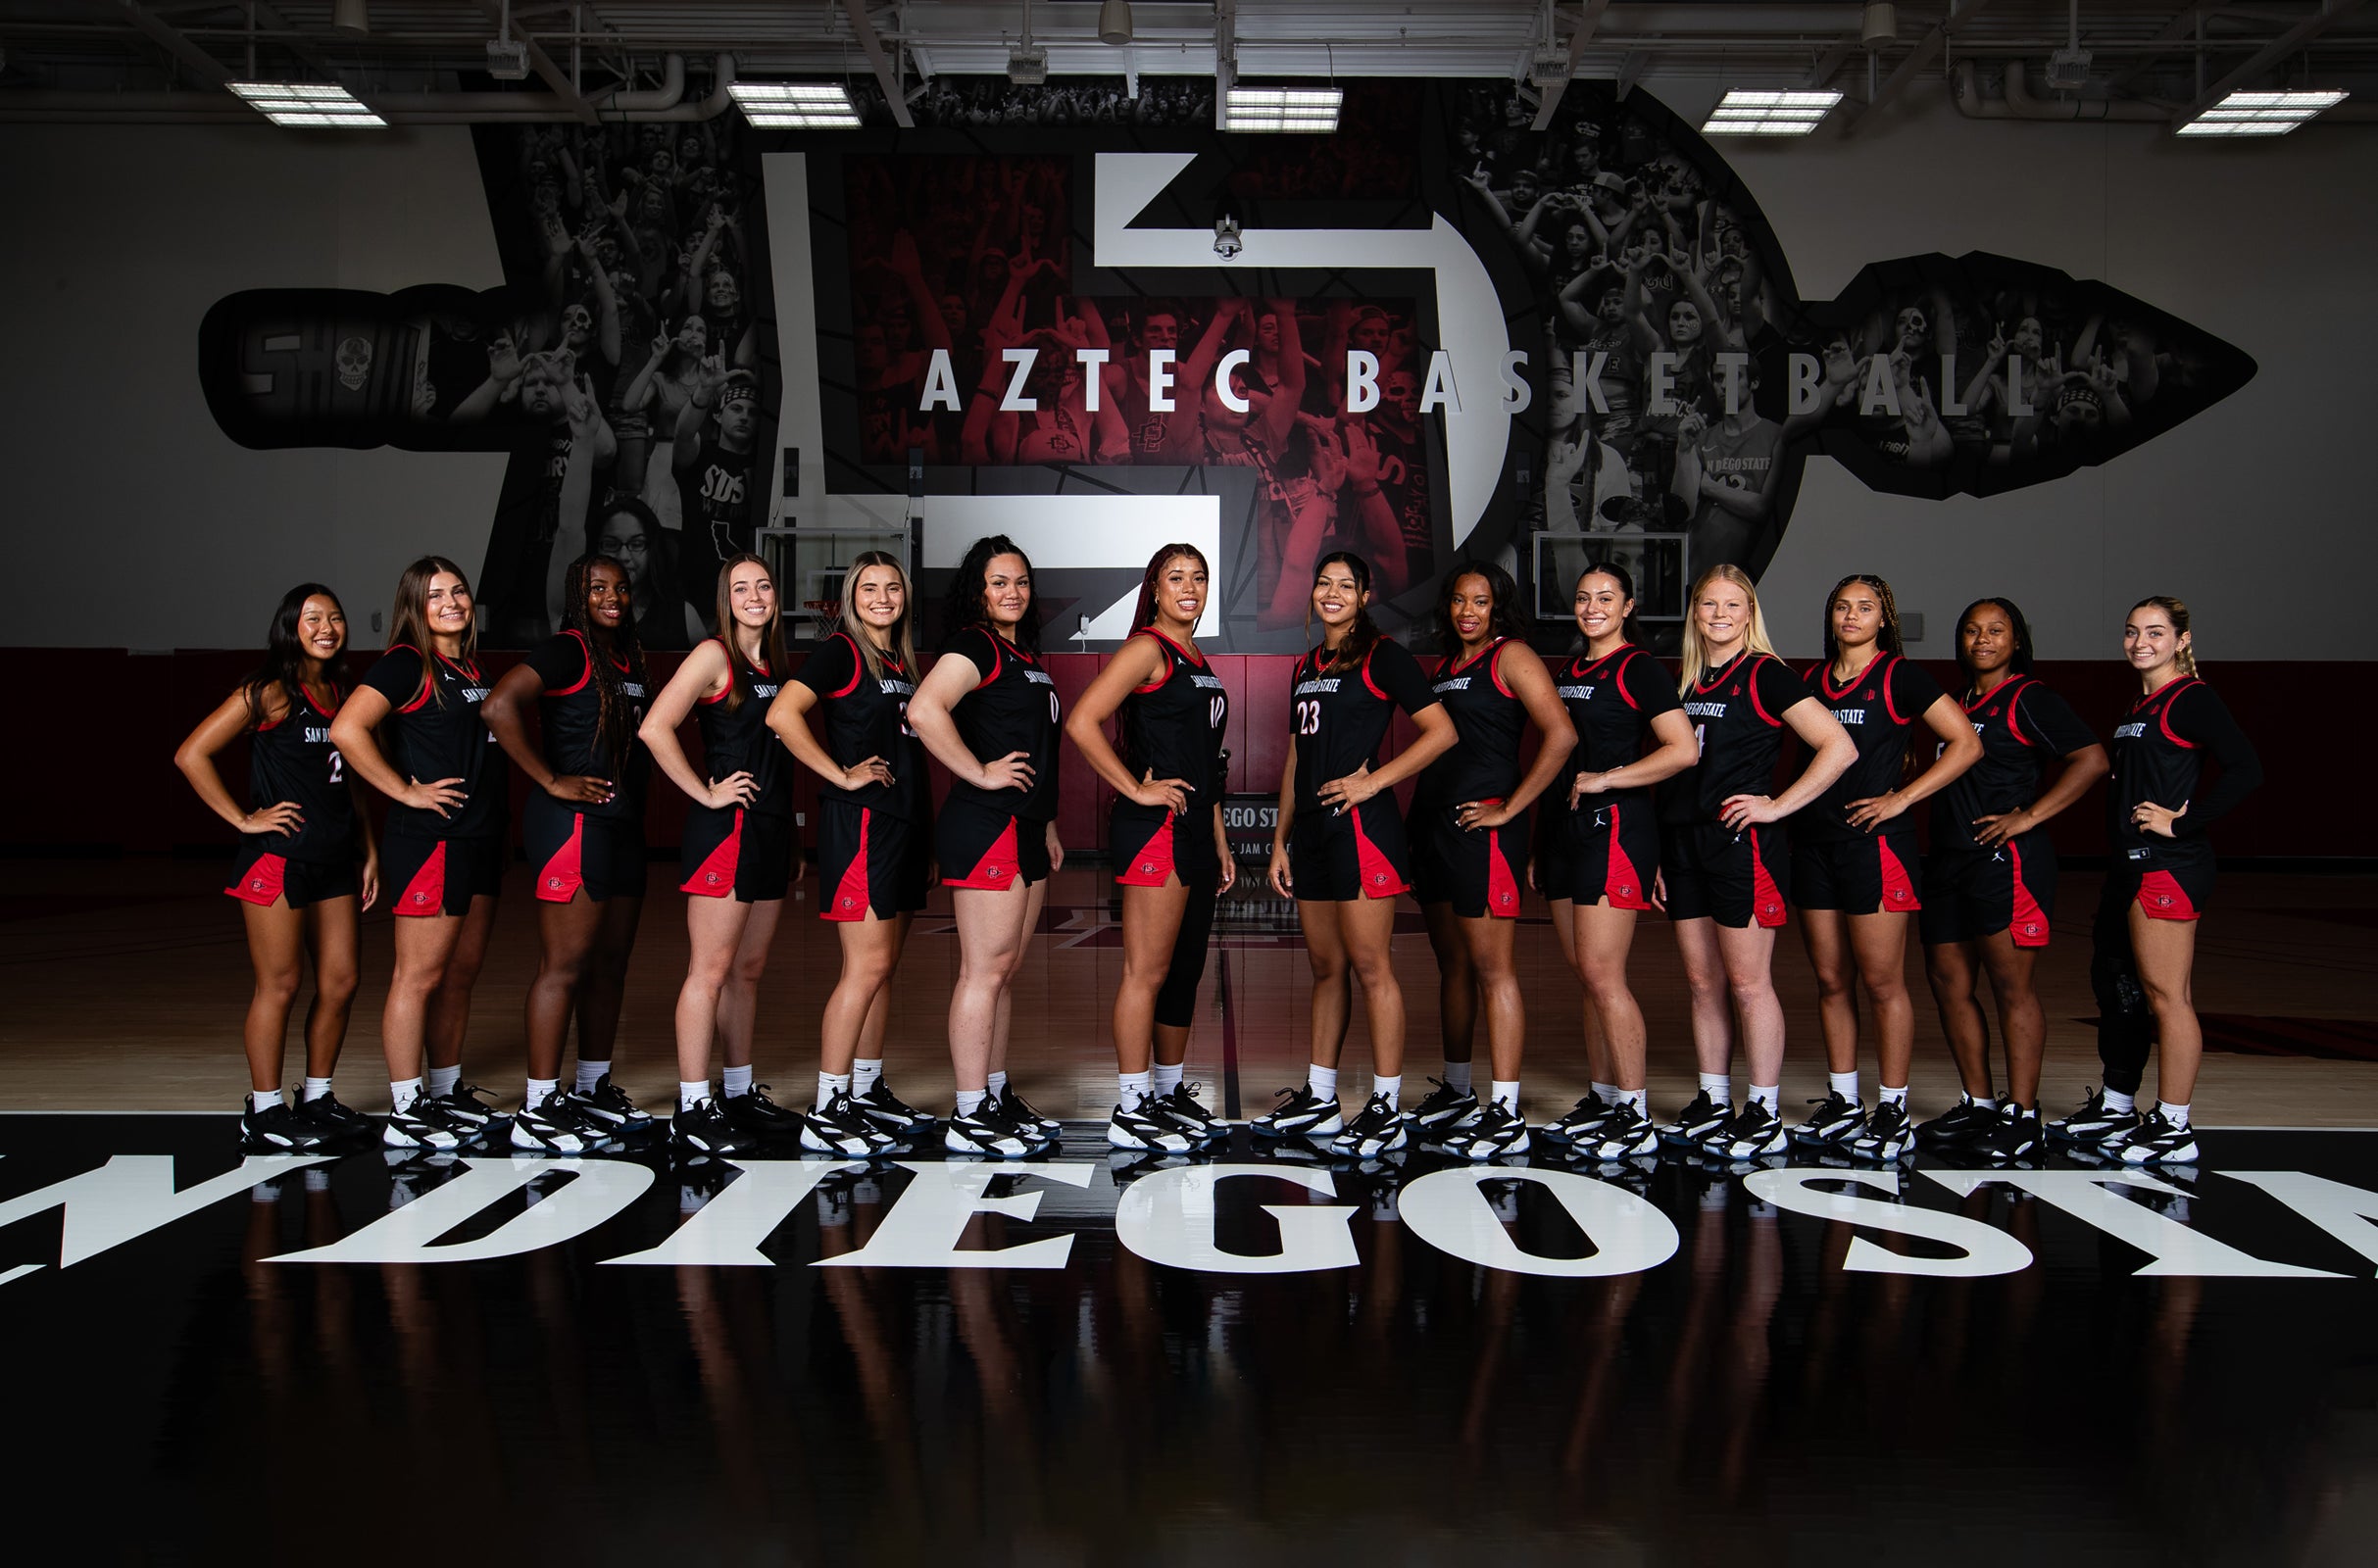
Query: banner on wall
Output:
[[195, 79, 2253, 652]]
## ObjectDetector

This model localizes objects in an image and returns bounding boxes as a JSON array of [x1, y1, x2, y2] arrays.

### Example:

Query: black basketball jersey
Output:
[[1289, 637, 1441, 813], [1116, 629, 1230, 815], [2107, 677, 2260, 867], [945, 626, 1062, 822], [246, 684, 355, 864], [1557, 644, 1684, 815], [693, 641, 792, 818], [1417, 639, 1526, 807], [523, 631, 650, 820], [1930, 675, 2098, 854], [1666, 652, 1809, 825], [796, 630, 929, 821], [359, 646, 506, 840], [1800, 653, 1944, 840]]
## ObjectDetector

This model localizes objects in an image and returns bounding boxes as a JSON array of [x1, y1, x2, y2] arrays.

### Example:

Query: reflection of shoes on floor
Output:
[[381, 1149, 460, 1209], [1579, 1154, 1660, 1197], [676, 1159, 734, 1215], [814, 1170, 856, 1229], [1106, 1149, 1195, 1188]]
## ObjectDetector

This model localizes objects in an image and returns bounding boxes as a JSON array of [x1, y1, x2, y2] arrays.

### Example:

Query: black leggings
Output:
[[1153, 881, 1219, 1031], [2089, 871, 2153, 1096]]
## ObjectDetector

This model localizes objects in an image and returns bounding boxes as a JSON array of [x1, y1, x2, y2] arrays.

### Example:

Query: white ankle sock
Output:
[[1591, 1081, 1619, 1105], [1750, 1083, 1780, 1111], [1880, 1085, 1907, 1106], [525, 1077, 559, 1109], [1372, 1074, 1403, 1110], [1490, 1080, 1520, 1112], [955, 1089, 987, 1116], [679, 1081, 709, 1112], [301, 1077, 331, 1102], [389, 1077, 422, 1113], [986, 1070, 1010, 1096], [426, 1064, 461, 1098], [1442, 1059, 1473, 1093], [854, 1058, 884, 1096], [1623, 1089, 1648, 1112], [1965, 1093, 1999, 1110], [722, 1063, 753, 1098], [248, 1090, 282, 1114], [2159, 1101, 2191, 1129], [1153, 1060, 1185, 1098], [1118, 1070, 1153, 1108], [574, 1059, 609, 1094], [1829, 1070, 1859, 1102], [2104, 1088, 2136, 1113], [817, 1071, 851, 1106], [1698, 1073, 1731, 1103], [1308, 1064, 1338, 1101]]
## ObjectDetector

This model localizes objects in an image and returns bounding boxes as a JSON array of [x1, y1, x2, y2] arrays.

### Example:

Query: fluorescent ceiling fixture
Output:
[[728, 80, 862, 128], [2177, 88, 2349, 136], [1222, 85, 1342, 132], [227, 80, 385, 126], [1702, 88, 1842, 136]]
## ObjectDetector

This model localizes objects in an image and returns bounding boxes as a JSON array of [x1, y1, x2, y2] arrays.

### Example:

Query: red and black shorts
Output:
[[1920, 839, 2056, 948], [1661, 821, 1788, 930], [226, 840, 358, 909], [385, 833, 505, 918], [820, 801, 931, 920], [2113, 852, 2213, 923], [1113, 804, 1221, 893], [1288, 798, 1410, 903], [937, 799, 1050, 891], [681, 805, 795, 903], [1554, 800, 1659, 911], [525, 794, 649, 904], [1792, 831, 1922, 916], [1410, 800, 1527, 919]]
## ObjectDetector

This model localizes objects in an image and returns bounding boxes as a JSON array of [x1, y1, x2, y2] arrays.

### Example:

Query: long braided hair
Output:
[[2130, 595, 2199, 677], [1130, 542, 1211, 634], [1821, 572, 1906, 664], [559, 553, 649, 766]]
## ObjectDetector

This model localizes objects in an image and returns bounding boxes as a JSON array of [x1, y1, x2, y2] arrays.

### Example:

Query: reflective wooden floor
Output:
[[2, 857, 2373, 1128]]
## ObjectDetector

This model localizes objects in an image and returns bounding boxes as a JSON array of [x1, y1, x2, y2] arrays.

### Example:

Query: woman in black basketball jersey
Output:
[[1919, 598, 2106, 1161], [331, 558, 509, 1151], [1532, 564, 1700, 1161], [1787, 574, 1980, 1163], [640, 554, 805, 1156], [2050, 596, 2260, 1165], [908, 535, 1066, 1158], [1406, 561, 1576, 1159], [1657, 564, 1856, 1162], [175, 584, 379, 1153], [485, 554, 656, 1153], [1064, 544, 1237, 1153], [1255, 551, 1458, 1158], [768, 551, 939, 1156]]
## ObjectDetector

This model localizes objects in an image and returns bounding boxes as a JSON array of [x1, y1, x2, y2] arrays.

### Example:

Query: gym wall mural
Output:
[[196, 78, 2254, 653]]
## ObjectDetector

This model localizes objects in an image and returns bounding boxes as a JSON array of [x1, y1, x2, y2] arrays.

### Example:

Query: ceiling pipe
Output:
[[1953, 57, 2378, 122]]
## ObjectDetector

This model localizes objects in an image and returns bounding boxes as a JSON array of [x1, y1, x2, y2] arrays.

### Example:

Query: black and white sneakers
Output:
[[1658, 1091, 1732, 1151], [2106, 1109, 2200, 1165], [801, 1090, 897, 1156], [511, 1093, 607, 1154], [431, 1082, 504, 1132], [1539, 1095, 1619, 1146], [1579, 1102, 1661, 1160], [1448, 1101, 1529, 1161], [1331, 1094, 1413, 1159], [2048, 1088, 2140, 1146], [945, 1097, 1039, 1158], [1709, 1101, 1791, 1161], [856, 1079, 936, 1136], [1108, 1097, 1195, 1153], [566, 1074, 654, 1136], [1151, 1082, 1225, 1145], [1409, 1078, 1481, 1133], [1252, 1086, 1345, 1139], [1791, 1092, 1867, 1149], [382, 1095, 469, 1152], [670, 1098, 763, 1157], [722, 1084, 806, 1144], [1969, 1103, 2044, 1162], [997, 1084, 1062, 1144], [1915, 1096, 2001, 1152], [1847, 1101, 1914, 1162], [239, 1100, 337, 1153]]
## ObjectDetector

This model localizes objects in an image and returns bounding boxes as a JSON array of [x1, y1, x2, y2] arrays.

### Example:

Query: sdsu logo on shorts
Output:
[[250, 878, 267, 894], [839, 894, 859, 911], [1760, 897, 1783, 919], [409, 890, 432, 907], [985, 862, 1008, 881], [1139, 859, 1159, 876], [2021, 920, 2044, 939], [1886, 885, 1915, 907], [1491, 885, 1516, 913], [705, 870, 725, 887], [547, 876, 565, 892]]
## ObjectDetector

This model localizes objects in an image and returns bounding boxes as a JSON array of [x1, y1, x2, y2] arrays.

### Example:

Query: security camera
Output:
[[1214, 213, 1243, 260]]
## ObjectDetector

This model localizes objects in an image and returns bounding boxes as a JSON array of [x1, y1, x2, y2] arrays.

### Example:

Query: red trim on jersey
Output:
[[396, 840, 449, 917], [1877, 835, 1921, 911], [1692, 650, 1749, 698], [968, 630, 1005, 693], [680, 809, 744, 898], [1485, 825, 1520, 917], [2155, 679, 2204, 749], [1748, 832, 1786, 928], [697, 638, 735, 706], [1602, 804, 1652, 909], [226, 854, 288, 906], [1611, 648, 1644, 710], [547, 629, 595, 697], [945, 817, 1024, 890], [2000, 676, 2039, 745], [1129, 629, 1176, 696], [825, 808, 875, 920], [2008, 842, 2050, 948], [1361, 645, 1388, 701], [1142, 626, 1206, 668], [1877, 655, 1909, 725], [298, 684, 342, 720], [535, 813, 587, 903], [824, 631, 867, 699], [1818, 649, 1886, 703], [389, 644, 433, 714], [1349, 807, 1409, 900], [2135, 869, 2200, 922], [1488, 638, 1517, 699], [1115, 812, 1179, 887], [1745, 656, 1783, 727]]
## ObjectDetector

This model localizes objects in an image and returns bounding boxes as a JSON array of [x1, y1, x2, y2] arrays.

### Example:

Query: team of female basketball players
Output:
[[175, 536, 2259, 1171]]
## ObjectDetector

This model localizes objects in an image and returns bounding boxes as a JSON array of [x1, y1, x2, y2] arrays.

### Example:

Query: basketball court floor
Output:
[[5, 857, 2377, 1561]]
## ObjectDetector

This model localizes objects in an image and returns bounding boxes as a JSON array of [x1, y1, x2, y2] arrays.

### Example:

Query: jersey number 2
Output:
[[327, 750, 345, 784]]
